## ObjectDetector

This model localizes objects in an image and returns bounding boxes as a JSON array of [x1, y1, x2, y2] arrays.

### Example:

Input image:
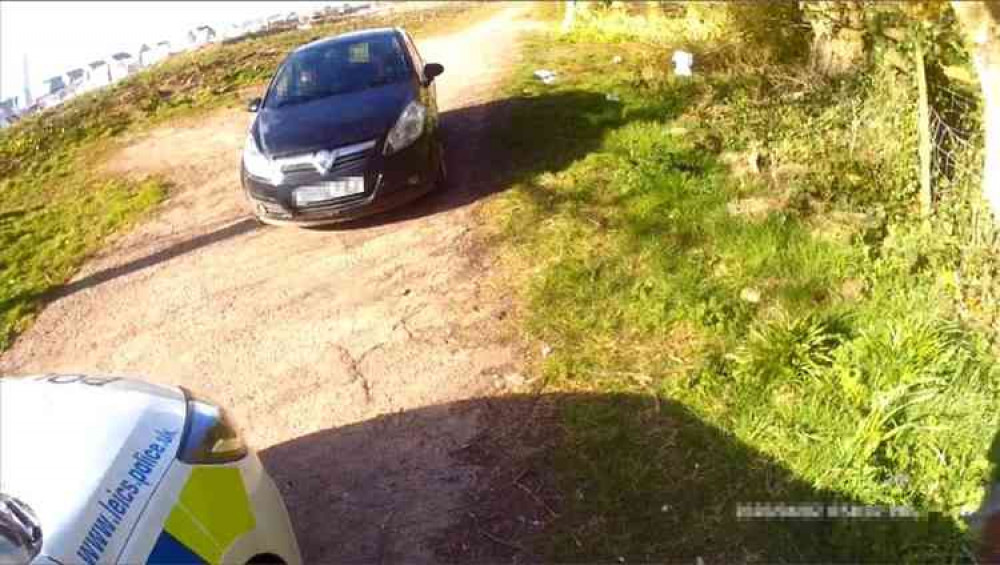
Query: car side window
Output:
[[270, 64, 293, 103]]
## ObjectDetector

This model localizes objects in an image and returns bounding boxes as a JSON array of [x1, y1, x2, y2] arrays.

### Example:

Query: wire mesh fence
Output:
[[925, 75, 996, 331], [928, 76, 985, 235]]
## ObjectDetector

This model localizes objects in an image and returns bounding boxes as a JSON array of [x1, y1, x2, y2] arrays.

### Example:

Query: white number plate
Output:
[[294, 177, 365, 205]]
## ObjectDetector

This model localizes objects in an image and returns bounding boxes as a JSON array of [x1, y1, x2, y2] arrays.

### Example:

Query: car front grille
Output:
[[296, 191, 372, 213], [331, 147, 368, 171], [275, 139, 376, 181], [280, 162, 318, 174]]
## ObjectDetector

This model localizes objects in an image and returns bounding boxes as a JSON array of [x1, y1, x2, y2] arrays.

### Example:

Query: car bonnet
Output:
[[256, 80, 415, 157], [0, 376, 186, 564]]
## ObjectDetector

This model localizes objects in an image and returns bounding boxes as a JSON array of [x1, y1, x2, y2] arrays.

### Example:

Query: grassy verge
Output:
[[0, 2, 499, 352], [485, 13, 997, 563]]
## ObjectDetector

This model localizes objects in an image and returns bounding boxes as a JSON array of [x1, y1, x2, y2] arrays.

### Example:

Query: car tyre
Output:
[[435, 145, 449, 191], [243, 191, 268, 226], [247, 553, 285, 565]]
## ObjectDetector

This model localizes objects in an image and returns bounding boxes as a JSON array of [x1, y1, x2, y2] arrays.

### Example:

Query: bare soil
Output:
[[1, 5, 542, 562]]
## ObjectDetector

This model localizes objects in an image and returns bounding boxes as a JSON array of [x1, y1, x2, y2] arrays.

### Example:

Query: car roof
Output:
[[295, 27, 402, 54]]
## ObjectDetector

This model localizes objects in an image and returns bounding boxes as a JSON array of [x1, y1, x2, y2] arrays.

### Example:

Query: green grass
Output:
[[0, 174, 167, 336], [0, 3, 498, 352], [485, 16, 998, 563]]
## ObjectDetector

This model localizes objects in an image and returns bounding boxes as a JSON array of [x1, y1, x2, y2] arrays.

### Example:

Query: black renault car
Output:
[[241, 27, 446, 225]]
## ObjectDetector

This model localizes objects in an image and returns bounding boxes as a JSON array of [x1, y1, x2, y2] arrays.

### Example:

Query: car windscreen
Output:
[[264, 34, 411, 109]]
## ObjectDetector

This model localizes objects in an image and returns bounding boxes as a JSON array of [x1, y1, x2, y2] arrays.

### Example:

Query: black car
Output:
[[241, 27, 446, 226]]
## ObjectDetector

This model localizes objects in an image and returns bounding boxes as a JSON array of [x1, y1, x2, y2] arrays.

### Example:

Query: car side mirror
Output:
[[0, 495, 42, 564], [423, 63, 444, 85], [247, 97, 262, 113]]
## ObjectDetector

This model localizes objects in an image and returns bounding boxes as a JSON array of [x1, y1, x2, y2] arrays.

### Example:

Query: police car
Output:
[[0, 374, 302, 565]]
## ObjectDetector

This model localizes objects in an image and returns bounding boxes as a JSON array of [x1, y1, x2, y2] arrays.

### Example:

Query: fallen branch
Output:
[[515, 480, 559, 518], [478, 528, 526, 553]]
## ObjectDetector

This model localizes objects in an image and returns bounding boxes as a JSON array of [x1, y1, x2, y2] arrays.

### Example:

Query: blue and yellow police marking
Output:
[[148, 531, 204, 564], [147, 467, 256, 564]]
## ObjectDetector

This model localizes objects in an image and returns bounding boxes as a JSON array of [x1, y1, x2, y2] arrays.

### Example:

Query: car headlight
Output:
[[243, 133, 284, 185], [177, 389, 248, 464], [384, 101, 426, 155]]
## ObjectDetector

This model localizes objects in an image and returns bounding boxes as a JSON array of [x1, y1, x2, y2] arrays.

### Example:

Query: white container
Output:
[[672, 50, 693, 77]]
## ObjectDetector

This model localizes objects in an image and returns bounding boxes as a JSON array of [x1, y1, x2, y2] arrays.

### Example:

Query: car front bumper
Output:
[[222, 450, 302, 565], [119, 450, 302, 565], [241, 133, 439, 226]]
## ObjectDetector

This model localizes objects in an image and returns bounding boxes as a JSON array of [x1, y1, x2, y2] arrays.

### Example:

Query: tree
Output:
[[951, 1, 1000, 216], [800, 1, 868, 74]]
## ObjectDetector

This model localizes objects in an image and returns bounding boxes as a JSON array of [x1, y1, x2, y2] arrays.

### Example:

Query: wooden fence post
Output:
[[562, 0, 576, 33], [915, 38, 933, 217]]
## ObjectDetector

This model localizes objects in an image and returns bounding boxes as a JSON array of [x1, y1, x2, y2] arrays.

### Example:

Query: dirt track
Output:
[[1, 5, 535, 562]]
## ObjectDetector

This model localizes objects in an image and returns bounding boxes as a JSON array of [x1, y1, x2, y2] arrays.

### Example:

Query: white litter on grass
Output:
[[672, 50, 694, 77], [612, 55, 623, 64], [605, 92, 620, 102], [534, 69, 558, 85], [740, 287, 762, 304]]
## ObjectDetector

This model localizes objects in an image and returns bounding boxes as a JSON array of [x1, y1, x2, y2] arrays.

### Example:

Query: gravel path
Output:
[[1, 5, 535, 562]]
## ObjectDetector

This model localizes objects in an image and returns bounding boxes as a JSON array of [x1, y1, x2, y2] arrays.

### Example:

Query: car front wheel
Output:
[[435, 144, 448, 191], [247, 553, 285, 565]]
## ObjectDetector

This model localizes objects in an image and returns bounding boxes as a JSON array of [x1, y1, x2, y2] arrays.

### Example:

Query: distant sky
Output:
[[0, 1, 348, 102]]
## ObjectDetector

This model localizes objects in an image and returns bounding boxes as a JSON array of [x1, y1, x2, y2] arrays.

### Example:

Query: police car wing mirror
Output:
[[0, 494, 43, 564]]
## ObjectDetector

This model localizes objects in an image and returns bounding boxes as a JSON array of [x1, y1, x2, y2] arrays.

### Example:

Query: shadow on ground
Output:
[[967, 430, 1000, 563], [317, 89, 636, 231], [51, 217, 261, 299], [0, 217, 262, 317], [261, 392, 966, 564], [0, 216, 262, 352]]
